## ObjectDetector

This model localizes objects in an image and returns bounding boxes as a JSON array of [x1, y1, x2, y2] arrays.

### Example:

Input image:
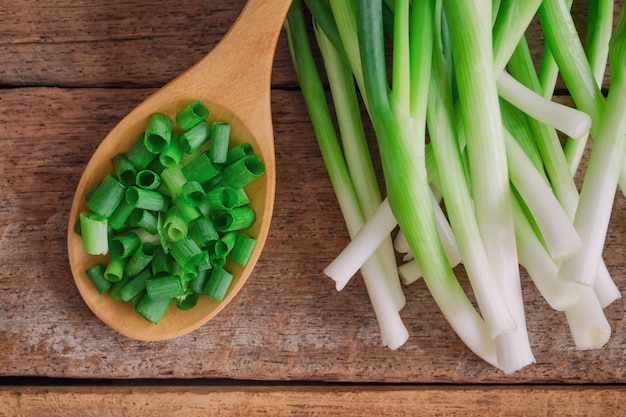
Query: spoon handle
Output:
[[185, 0, 293, 121]]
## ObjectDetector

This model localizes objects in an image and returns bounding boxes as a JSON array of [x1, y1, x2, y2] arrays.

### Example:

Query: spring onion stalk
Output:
[[557, 6, 626, 287], [504, 129, 582, 260], [443, 0, 533, 372], [497, 72, 591, 140], [539, 0, 604, 170], [492, 0, 544, 74], [356, 0, 496, 364], [314, 20, 404, 308], [286, 0, 409, 349], [505, 37, 581, 219], [537, 0, 573, 98], [511, 195, 580, 312], [538, 0, 606, 174], [499, 99, 546, 179], [428, 26, 517, 338], [564, 283, 612, 350]]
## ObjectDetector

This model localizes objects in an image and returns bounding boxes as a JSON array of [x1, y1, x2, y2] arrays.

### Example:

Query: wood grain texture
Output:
[[1, 385, 625, 417], [1, 0, 626, 410]]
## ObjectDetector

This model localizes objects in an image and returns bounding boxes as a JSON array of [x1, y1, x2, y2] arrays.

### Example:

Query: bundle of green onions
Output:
[[284, 0, 626, 373]]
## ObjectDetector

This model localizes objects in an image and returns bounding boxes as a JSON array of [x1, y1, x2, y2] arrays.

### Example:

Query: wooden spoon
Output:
[[67, 0, 291, 341]]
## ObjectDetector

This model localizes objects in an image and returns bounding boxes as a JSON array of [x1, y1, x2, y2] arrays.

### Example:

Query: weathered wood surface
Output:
[[1, 385, 626, 417], [1, 0, 626, 414]]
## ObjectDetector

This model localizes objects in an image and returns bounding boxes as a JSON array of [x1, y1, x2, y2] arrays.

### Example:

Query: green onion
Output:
[[135, 169, 161, 191], [181, 181, 206, 207], [125, 133, 156, 170], [135, 293, 172, 324], [213, 207, 255, 232], [109, 232, 141, 259], [159, 131, 184, 168], [162, 206, 188, 242], [230, 233, 257, 266], [111, 154, 137, 186], [119, 269, 152, 302], [170, 237, 204, 270], [209, 122, 230, 164], [124, 242, 157, 278], [189, 216, 219, 248], [144, 113, 172, 155], [203, 267, 233, 302], [222, 155, 265, 189], [125, 186, 168, 212], [87, 174, 126, 218], [127, 209, 158, 235], [104, 256, 126, 283], [181, 151, 220, 184], [180, 120, 211, 154], [176, 100, 209, 130], [85, 263, 112, 294], [225, 143, 254, 165], [145, 275, 185, 300], [79, 212, 109, 255]]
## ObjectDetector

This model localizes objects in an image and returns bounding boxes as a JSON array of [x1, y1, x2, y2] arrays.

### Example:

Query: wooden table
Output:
[[1, 1, 625, 415]]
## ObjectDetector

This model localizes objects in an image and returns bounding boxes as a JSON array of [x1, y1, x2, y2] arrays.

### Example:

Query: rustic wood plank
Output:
[[0, 0, 621, 89], [1, 87, 625, 383], [1, 385, 625, 416]]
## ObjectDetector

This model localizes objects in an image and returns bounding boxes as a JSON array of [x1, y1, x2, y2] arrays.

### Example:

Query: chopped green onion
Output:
[[85, 263, 112, 294], [207, 186, 239, 212], [162, 206, 188, 242], [108, 198, 137, 231], [226, 143, 254, 165], [222, 155, 265, 188], [127, 209, 158, 235], [161, 165, 187, 199], [181, 181, 206, 207], [151, 246, 173, 277], [159, 131, 184, 168], [120, 269, 152, 302], [87, 174, 126, 218], [189, 216, 219, 248], [125, 186, 168, 212], [230, 233, 257, 266], [124, 242, 157, 278], [109, 232, 141, 259], [176, 100, 209, 130], [180, 120, 211, 154], [135, 169, 161, 190], [213, 207, 255, 232], [144, 113, 173, 154], [79, 212, 109, 255], [176, 293, 199, 311], [170, 237, 204, 270], [209, 122, 230, 164], [173, 197, 201, 223], [188, 269, 210, 294], [181, 151, 220, 184], [111, 154, 138, 186], [135, 293, 172, 324], [125, 132, 156, 170], [214, 231, 237, 258], [104, 256, 126, 283], [145, 275, 185, 300], [203, 267, 233, 302]]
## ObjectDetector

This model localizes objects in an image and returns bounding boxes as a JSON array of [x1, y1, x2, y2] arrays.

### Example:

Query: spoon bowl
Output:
[[67, 0, 291, 341]]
